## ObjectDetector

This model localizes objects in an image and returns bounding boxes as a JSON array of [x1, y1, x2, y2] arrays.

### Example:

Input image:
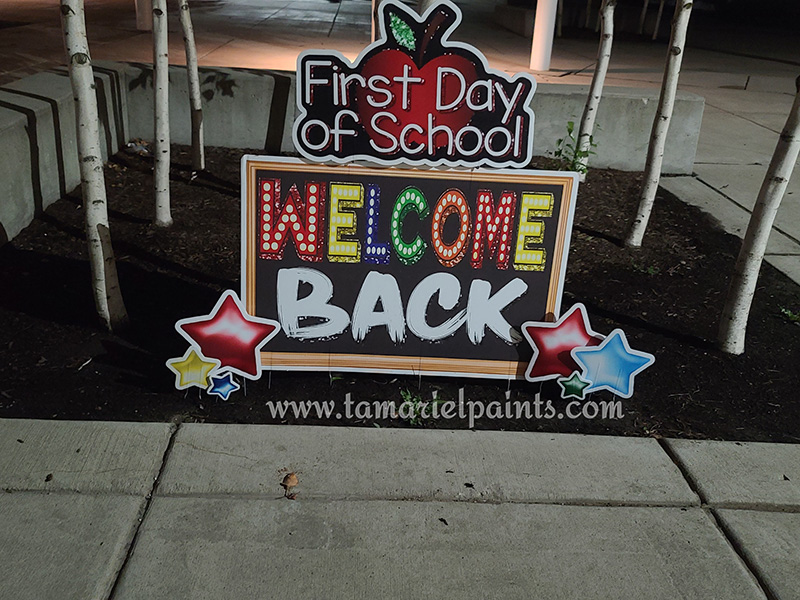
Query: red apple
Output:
[[356, 49, 478, 153]]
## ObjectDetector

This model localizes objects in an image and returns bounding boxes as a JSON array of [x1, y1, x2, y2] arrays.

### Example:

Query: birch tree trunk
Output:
[[178, 0, 204, 172], [637, 0, 648, 35], [718, 76, 800, 355], [625, 0, 692, 248], [153, 0, 173, 227], [60, 0, 128, 331], [652, 0, 665, 40], [575, 0, 616, 178], [556, 0, 563, 38]]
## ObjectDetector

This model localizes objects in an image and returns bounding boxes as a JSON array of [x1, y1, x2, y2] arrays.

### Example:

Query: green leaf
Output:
[[390, 13, 416, 51]]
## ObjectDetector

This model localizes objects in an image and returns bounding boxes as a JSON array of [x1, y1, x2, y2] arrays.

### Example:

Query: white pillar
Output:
[[530, 0, 559, 71], [135, 0, 152, 30]]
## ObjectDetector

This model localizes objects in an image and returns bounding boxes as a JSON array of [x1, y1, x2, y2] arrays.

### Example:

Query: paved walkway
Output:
[[1, 0, 798, 283], [1, 418, 799, 599]]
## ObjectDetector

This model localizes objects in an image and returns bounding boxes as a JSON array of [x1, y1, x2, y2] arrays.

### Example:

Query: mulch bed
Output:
[[1, 144, 798, 442]]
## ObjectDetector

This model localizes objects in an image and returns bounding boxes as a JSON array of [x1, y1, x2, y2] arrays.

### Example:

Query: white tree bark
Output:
[[575, 0, 616, 178], [178, 0, 204, 172], [556, 0, 563, 38], [718, 76, 800, 355], [60, 0, 128, 331], [153, 0, 172, 227], [371, 0, 376, 42], [652, 0, 665, 40], [135, 0, 153, 31], [637, 0, 648, 35], [625, 0, 692, 248]]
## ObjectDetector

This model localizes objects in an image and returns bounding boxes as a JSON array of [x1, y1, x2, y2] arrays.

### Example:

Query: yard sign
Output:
[[238, 0, 578, 379]]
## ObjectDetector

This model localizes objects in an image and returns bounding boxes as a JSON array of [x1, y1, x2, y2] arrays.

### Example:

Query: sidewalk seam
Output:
[[104, 421, 181, 600], [705, 508, 780, 600], [658, 439, 777, 600], [656, 438, 707, 504]]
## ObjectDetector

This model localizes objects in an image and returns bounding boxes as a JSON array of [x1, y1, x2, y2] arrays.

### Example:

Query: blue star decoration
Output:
[[207, 372, 240, 401], [570, 329, 655, 399], [557, 371, 591, 400]]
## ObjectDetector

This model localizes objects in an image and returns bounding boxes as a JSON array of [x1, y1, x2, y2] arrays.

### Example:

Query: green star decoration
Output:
[[389, 13, 416, 51], [558, 372, 591, 401]]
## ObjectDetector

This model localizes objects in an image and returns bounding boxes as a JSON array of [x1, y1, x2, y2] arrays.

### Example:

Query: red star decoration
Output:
[[521, 303, 604, 382], [176, 290, 280, 379]]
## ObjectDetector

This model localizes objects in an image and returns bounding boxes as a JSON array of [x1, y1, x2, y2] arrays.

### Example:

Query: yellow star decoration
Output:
[[166, 349, 220, 390]]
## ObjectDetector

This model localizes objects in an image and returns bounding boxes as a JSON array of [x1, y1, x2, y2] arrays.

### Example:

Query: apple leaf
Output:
[[389, 13, 416, 51]]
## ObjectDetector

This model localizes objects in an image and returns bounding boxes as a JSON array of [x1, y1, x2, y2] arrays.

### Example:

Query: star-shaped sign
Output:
[[557, 371, 591, 400], [571, 329, 655, 399], [166, 348, 220, 390], [207, 372, 241, 401], [521, 303, 604, 382], [176, 290, 280, 379]]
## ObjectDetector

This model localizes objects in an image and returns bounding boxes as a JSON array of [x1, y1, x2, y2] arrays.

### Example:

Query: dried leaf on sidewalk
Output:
[[281, 472, 299, 497]]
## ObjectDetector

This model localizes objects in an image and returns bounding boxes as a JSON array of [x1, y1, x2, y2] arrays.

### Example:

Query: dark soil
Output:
[[1, 144, 799, 442]]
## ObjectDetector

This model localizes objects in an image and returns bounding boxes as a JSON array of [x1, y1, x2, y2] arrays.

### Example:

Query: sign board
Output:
[[293, 0, 536, 169], [168, 0, 655, 399], [241, 157, 578, 379]]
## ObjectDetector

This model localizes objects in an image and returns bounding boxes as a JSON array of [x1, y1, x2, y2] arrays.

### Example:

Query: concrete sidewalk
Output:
[[2, 418, 799, 599]]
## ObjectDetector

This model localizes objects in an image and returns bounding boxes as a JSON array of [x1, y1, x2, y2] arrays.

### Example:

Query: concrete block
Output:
[[0, 418, 175, 495], [0, 105, 34, 241], [120, 62, 294, 153], [112, 498, 765, 600], [716, 509, 800, 600], [0, 492, 145, 600], [666, 438, 800, 509], [532, 83, 705, 174], [0, 64, 129, 244], [2, 72, 80, 203], [159, 425, 698, 506], [494, 4, 534, 38]]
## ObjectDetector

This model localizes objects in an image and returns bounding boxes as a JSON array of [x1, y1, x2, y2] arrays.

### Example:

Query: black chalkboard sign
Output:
[[242, 157, 577, 379]]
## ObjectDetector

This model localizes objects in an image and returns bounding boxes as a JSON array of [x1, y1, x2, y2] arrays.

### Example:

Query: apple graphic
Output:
[[356, 49, 478, 152], [355, 6, 480, 154]]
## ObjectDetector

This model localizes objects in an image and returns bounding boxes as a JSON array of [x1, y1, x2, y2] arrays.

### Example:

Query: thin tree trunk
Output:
[[584, 0, 593, 29], [652, 0, 665, 40], [718, 76, 800, 355], [625, 0, 692, 248], [371, 0, 376, 42], [153, 0, 172, 227], [556, 0, 563, 37], [575, 0, 616, 178], [178, 0, 204, 172], [637, 0, 648, 35], [60, 0, 128, 331]]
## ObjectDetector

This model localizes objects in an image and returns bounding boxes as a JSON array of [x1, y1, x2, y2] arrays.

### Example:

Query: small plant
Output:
[[631, 261, 661, 276], [553, 121, 597, 175], [780, 307, 800, 326], [400, 388, 425, 426]]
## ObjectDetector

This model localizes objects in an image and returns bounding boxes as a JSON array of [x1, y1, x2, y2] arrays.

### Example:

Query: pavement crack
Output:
[[104, 422, 180, 600], [176, 441, 261, 462]]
